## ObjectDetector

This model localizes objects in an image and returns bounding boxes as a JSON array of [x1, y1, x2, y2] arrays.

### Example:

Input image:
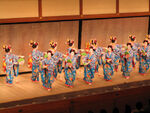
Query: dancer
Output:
[[41, 50, 55, 91], [83, 45, 96, 85], [29, 40, 43, 82], [3, 45, 24, 85], [49, 41, 63, 78], [102, 45, 115, 81], [66, 39, 80, 69], [64, 49, 77, 88], [121, 43, 135, 79], [90, 39, 103, 73], [138, 39, 150, 75], [128, 35, 140, 67], [109, 36, 122, 72]]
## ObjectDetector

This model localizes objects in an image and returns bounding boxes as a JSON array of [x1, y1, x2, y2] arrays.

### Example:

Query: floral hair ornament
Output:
[[29, 40, 38, 46], [3, 45, 11, 50]]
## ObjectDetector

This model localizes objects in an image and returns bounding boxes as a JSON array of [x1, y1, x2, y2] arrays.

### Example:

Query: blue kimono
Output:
[[121, 49, 135, 77], [5, 53, 18, 84], [64, 55, 77, 87], [139, 46, 150, 74], [41, 58, 54, 89], [52, 51, 63, 78], [102, 52, 115, 81], [75, 49, 81, 69], [132, 43, 140, 62], [113, 44, 122, 72], [13, 56, 19, 77], [94, 47, 103, 72], [31, 50, 43, 81], [83, 53, 96, 84]]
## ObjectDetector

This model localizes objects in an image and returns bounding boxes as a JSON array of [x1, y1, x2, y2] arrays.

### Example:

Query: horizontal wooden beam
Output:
[[0, 12, 150, 24], [41, 15, 81, 21], [81, 12, 150, 19], [0, 17, 39, 24]]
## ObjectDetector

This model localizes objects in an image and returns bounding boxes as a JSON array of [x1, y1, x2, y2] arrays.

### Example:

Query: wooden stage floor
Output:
[[0, 65, 150, 109]]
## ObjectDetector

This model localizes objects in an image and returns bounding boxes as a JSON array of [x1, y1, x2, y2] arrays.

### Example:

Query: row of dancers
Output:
[[2, 35, 150, 90]]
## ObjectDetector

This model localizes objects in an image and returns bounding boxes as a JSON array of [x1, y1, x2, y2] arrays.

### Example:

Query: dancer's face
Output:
[[143, 42, 148, 47], [108, 47, 112, 52], [47, 52, 51, 58], [89, 48, 93, 53], [127, 45, 131, 50], [70, 51, 74, 57]]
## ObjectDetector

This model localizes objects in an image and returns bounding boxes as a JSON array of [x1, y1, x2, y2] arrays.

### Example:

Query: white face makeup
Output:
[[47, 52, 51, 58], [143, 42, 148, 47], [89, 48, 93, 53], [127, 45, 131, 50], [70, 51, 75, 56], [108, 47, 112, 52]]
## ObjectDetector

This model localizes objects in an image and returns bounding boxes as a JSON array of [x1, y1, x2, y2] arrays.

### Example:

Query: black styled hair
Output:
[[89, 46, 96, 51], [143, 40, 149, 45], [108, 45, 113, 51], [3, 45, 11, 53], [70, 49, 76, 54], [67, 40, 74, 47], [126, 42, 133, 48], [47, 50, 53, 56], [29, 41, 38, 49]]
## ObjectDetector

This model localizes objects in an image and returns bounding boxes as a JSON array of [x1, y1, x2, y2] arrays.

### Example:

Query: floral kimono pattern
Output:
[[102, 52, 115, 80], [121, 49, 135, 77], [31, 50, 43, 81], [83, 53, 96, 83], [113, 44, 122, 72], [64, 56, 77, 87], [139, 46, 150, 74], [41, 58, 54, 89], [52, 51, 63, 78], [4, 53, 18, 84], [95, 47, 103, 72]]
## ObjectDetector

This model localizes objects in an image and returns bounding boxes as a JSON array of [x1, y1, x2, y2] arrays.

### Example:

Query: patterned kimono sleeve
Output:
[[40, 51, 44, 58], [55, 51, 63, 59], [114, 46, 120, 54], [130, 50, 134, 58], [112, 52, 115, 63], [42, 59, 46, 67], [58, 51, 63, 59], [77, 49, 81, 54], [96, 47, 103, 57], [120, 50, 125, 59], [13, 54, 19, 62], [116, 44, 122, 49], [147, 46, 150, 57], [135, 43, 140, 48], [132, 44, 139, 52], [5, 56, 10, 64], [84, 55, 89, 64], [93, 54, 97, 63], [52, 52, 59, 62], [101, 53, 106, 63], [72, 57, 77, 69], [32, 51, 36, 61], [51, 59, 55, 69], [65, 57, 69, 67]]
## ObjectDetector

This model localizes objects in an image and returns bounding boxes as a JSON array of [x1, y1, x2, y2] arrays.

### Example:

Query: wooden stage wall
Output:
[[0, 16, 149, 74], [0, 21, 79, 74], [81, 17, 149, 49]]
